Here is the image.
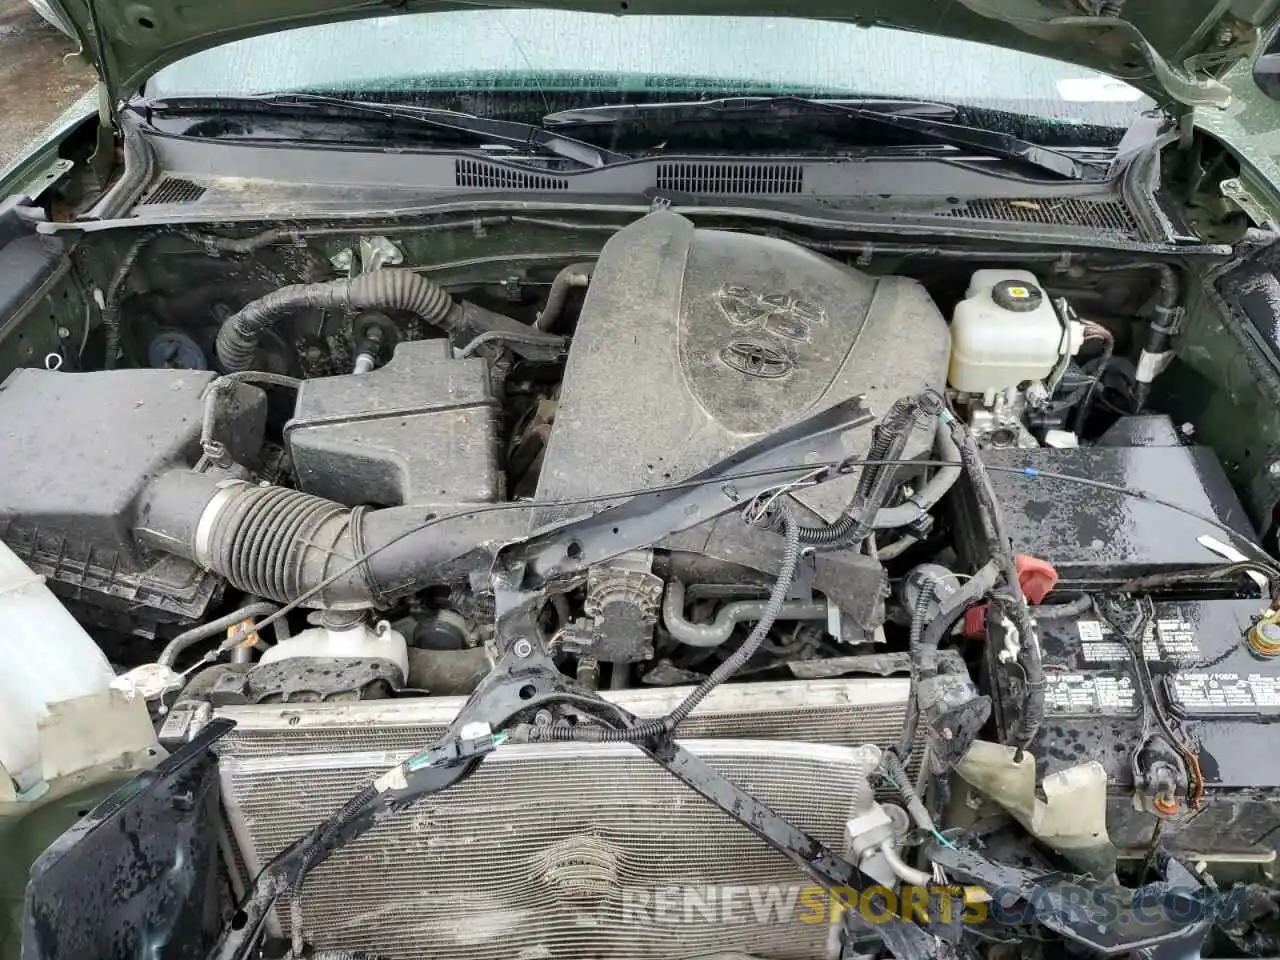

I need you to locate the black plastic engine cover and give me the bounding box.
[535,210,950,525]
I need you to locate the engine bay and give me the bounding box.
[8,207,1280,960]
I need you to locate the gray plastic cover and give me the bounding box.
[286,339,502,508]
[535,210,951,523]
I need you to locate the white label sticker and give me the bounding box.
[1045,673,1138,716]
[1170,672,1280,714]
[1076,615,1200,663]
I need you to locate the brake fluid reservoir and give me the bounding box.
[949,270,1065,393]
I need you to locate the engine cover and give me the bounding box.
[536,211,950,523]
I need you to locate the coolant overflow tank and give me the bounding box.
[948,269,1071,393]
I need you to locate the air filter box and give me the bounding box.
[0,367,265,632]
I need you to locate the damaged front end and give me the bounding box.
[6,194,1280,960]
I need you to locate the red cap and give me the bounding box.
[1014,554,1059,605]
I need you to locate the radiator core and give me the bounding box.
[215,678,913,959]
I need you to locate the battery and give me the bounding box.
[986,597,1280,857]
[952,438,1259,592]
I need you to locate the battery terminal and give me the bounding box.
[1248,610,1280,657]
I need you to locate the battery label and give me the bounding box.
[1168,672,1280,715]
[1045,673,1138,716]
[1076,614,1200,663]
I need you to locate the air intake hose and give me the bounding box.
[135,471,527,608]
[215,270,460,372]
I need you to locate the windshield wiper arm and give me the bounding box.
[140,93,628,169]
[545,95,1109,181]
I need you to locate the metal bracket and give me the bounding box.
[16,158,74,203]
[1221,176,1277,229]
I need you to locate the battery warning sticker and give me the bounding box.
[1169,672,1280,715]
[1076,614,1201,663]
[1045,673,1138,716]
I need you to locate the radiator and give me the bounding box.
[215,678,913,960]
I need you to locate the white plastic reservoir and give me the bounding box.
[259,619,409,680]
[948,270,1068,393]
[0,541,116,795]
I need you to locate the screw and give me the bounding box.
[942,727,955,740]
[513,638,533,658]
[57,326,71,338]
[1268,461,1280,477]
[533,709,553,727]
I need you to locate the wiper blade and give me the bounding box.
[543,96,962,125]
[139,93,627,169]
[545,95,1108,182]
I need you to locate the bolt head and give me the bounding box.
[513,638,533,658]
[1268,461,1280,478]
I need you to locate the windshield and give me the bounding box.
[147,10,1150,128]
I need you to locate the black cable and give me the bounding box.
[794,395,928,547]
[951,414,1044,756]
[1072,332,1113,435]
[1116,560,1280,599]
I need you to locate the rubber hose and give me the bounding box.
[216,270,458,372]
[543,509,802,743]
[158,601,279,668]
[875,534,920,560]
[662,578,828,647]
[870,419,962,530]
[200,370,301,454]
[137,472,532,609]
[1072,332,1113,435]
[535,262,593,332]
[1091,263,1179,413]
